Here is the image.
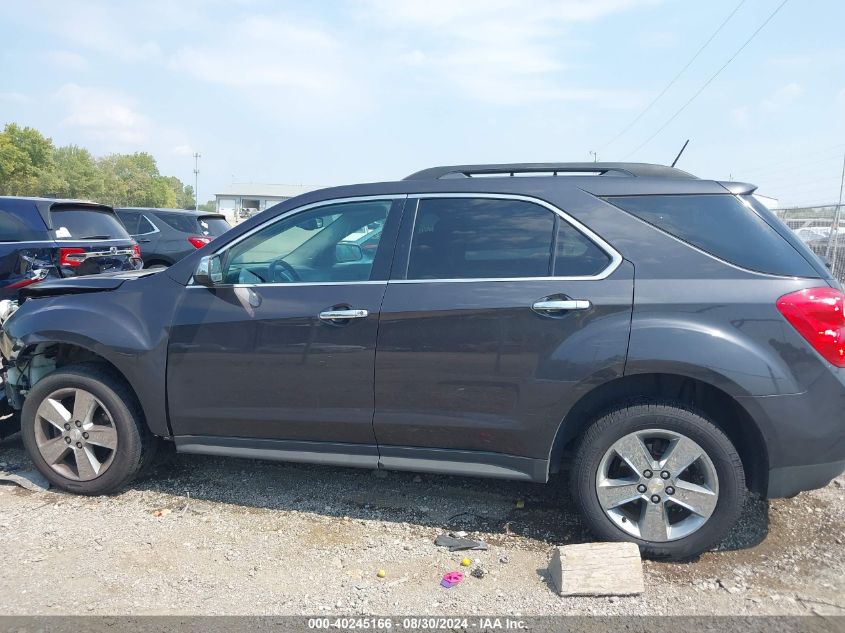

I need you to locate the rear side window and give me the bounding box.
[155,213,200,233]
[606,194,818,277]
[407,198,554,279]
[0,208,47,242]
[50,206,131,240]
[554,221,611,276]
[115,210,141,234]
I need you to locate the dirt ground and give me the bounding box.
[0,434,843,616]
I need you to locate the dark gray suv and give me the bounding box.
[115,208,231,268]
[1,162,843,560]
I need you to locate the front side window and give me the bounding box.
[222,200,392,284]
[407,197,556,280]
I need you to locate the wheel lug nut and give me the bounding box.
[75,420,82,427]
[660,470,670,479]
[75,442,82,448]
[666,486,675,495]
[65,437,72,444]
[643,469,653,478]
[650,494,661,503]
[83,432,89,439]
[64,423,71,430]
[637,484,647,493]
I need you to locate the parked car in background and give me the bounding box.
[2,163,844,561]
[0,197,141,300]
[115,208,230,268]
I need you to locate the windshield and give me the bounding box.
[50,206,131,240]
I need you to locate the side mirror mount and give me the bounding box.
[335,243,363,263]
[194,254,223,286]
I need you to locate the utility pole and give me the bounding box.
[193,152,201,210]
[825,152,845,274]
[589,151,598,163]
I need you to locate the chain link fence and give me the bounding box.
[774,204,845,283]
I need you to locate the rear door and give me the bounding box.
[115,210,162,261]
[49,204,140,276]
[373,194,634,476]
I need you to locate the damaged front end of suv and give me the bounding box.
[0,269,171,441]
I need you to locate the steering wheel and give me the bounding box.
[268,257,301,283]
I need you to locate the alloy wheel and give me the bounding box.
[33,387,118,481]
[595,428,719,542]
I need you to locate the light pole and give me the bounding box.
[193,152,201,210]
[589,151,598,162]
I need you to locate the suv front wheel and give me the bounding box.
[21,363,155,495]
[571,402,746,560]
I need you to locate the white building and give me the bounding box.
[215,183,321,225]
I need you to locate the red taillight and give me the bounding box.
[188,236,212,249]
[776,287,845,367]
[132,244,142,259]
[59,247,86,267]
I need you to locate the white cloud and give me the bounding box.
[43,50,88,71]
[731,105,750,126]
[54,84,151,145]
[762,83,803,111]
[20,0,166,62]
[0,92,31,104]
[172,144,196,156]
[366,0,654,106]
[168,15,370,119]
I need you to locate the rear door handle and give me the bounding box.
[319,309,369,321]
[532,299,592,312]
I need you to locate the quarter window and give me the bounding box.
[606,194,818,277]
[222,200,392,284]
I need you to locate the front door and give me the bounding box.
[373,195,633,476]
[167,197,405,449]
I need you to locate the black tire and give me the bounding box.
[571,401,746,561]
[21,363,155,495]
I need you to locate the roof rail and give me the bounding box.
[403,162,696,181]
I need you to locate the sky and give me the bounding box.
[1,0,843,208]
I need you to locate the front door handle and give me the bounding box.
[319,309,369,321]
[532,299,592,312]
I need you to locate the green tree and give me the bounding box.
[164,176,195,209]
[0,122,197,209]
[53,145,102,200]
[97,152,178,208]
[198,199,217,213]
[0,123,61,195]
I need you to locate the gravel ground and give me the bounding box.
[0,434,843,616]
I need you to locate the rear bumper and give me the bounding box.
[741,368,845,498]
[767,460,845,498]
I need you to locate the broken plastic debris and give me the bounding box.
[0,469,49,492]
[440,571,464,588]
[515,499,525,509]
[434,534,488,551]
[153,508,172,518]
[461,557,471,567]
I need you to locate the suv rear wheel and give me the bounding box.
[21,363,154,495]
[571,402,746,560]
